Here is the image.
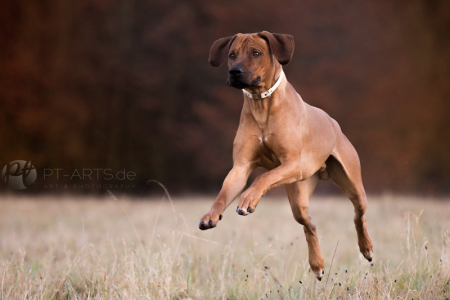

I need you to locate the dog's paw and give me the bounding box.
[309,254,325,281]
[359,236,374,262]
[236,188,262,216]
[199,211,222,230]
[362,250,374,262]
[313,269,325,281]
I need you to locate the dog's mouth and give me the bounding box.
[227,75,261,89]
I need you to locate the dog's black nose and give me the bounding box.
[229,66,243,76]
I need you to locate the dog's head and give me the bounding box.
[208,31,294,90]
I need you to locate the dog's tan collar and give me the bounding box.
[242,70,284,100]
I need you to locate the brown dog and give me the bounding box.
[199,31,373,280]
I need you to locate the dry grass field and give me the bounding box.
[0,194,449,299]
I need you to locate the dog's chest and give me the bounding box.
[256,133,281,169]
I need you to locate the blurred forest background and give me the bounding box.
[1,0,449,195]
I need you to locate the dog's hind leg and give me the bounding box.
[285,173,325,280]
[327,133,374,262]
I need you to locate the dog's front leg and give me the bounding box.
[199,164,254,230]
[236,160,301,215]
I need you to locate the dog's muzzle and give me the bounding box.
[227,66,260,89]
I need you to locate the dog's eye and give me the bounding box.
[229,53,235,59]
[253,51,260,57]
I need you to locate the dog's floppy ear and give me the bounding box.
[208,35,237,67]
[258,31,295,65]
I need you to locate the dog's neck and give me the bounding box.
[244,66,283,96]
[242,69,284,100]
[243,66,285,128]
